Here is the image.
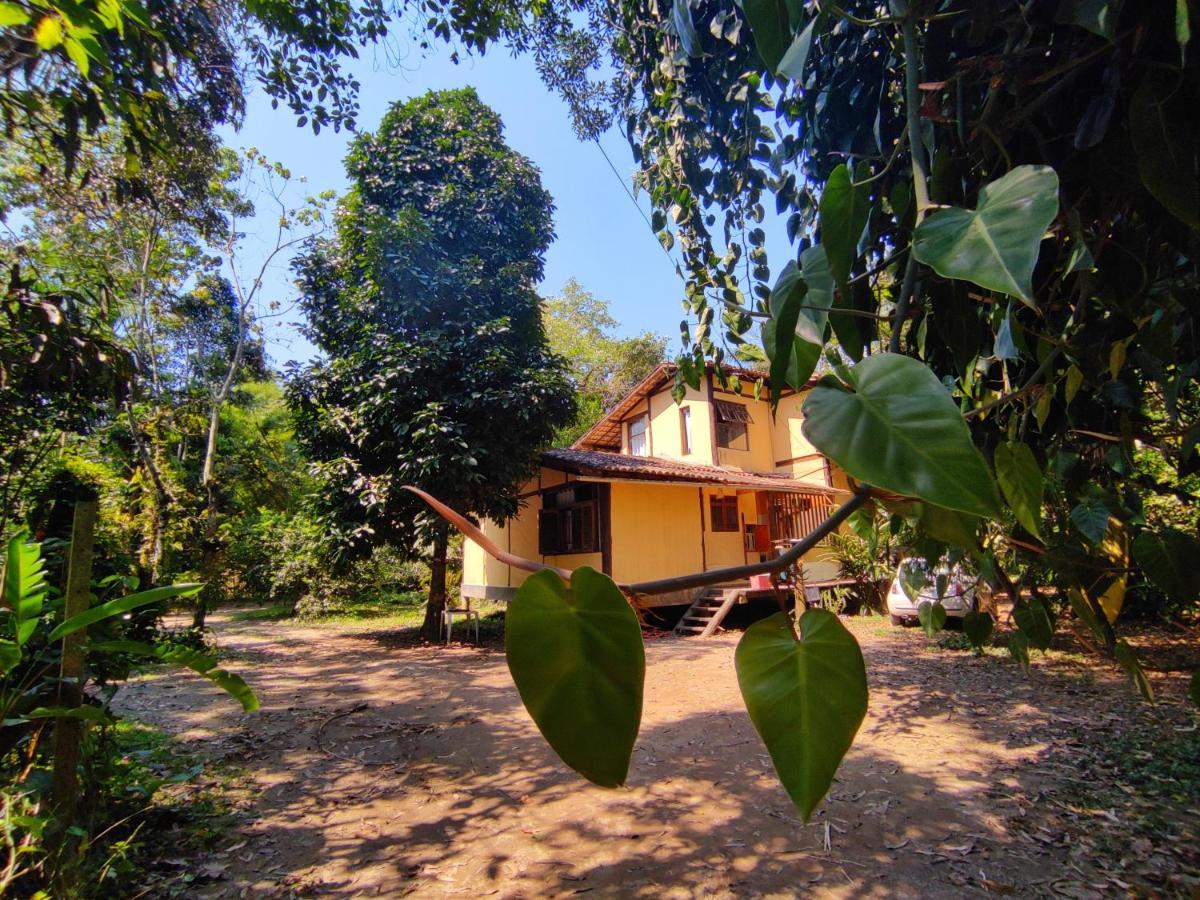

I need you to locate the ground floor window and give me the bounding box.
[709,495,740,532]
[539,484,600,554]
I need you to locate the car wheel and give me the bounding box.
[889,614,905,626]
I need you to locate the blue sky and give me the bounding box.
[223,43,689,366]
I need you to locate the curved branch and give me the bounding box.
[400,486,573,580]
[404,484,873,597]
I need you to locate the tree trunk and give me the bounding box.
[420,524,450,642]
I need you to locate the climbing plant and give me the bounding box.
[419,0,1200,821]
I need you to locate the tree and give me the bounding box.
[289,88,575,640]
[543,278,667,443]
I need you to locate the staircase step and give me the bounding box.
[674,626,707,634]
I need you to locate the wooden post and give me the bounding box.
[51,500,97,825]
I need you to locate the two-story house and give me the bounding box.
[461,362,852,633]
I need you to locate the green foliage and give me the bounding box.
[1132,529,1200,605]
[542,279,667,444]
[734,610,867,821]
[801,354,1002,517]
[289,89,575,636]
[994,442,1045,540]
[1013,600,1055,652]
[917,600,946,637]
[1008,632,1031,675]
[505,568,644,788]
[911,166,1060,304]
[962,610,994,653]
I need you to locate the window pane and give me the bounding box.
[629,415,648,456]
[717,420,748,450]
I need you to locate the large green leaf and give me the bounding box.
[1013,600,1053,651]
[1068,589,1105,643]
[994,442,1044,540]
[801,354,1002,517]
[1129,74,1199,228]
[740,0,791,71]
[818,164,870,287]
[4,532,47,646]
[917,600,947,637]
[88,640,260,712]
[735,610,867,821]
[1070,499,1110,545]
[764,249,832,396]
[912,165,1059,304]
[1133,529,1200,604]
[1055,0,1122,38]
[505,567,644,788]
[0,640,19,676]
[49,583,204,641]
[963,610,994,653]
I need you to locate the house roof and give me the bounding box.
[573,361,777,452]
[541,448,837,495]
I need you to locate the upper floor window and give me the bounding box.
[714,400,751,451]
[628,414,649,456]
[680,407,692,455]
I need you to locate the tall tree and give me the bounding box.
[543,278,667,443]
[289,88,575,640]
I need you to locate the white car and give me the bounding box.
[886,558,978,626]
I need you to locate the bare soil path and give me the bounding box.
[116,614,1198,898]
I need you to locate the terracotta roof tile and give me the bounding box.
[541,448,837,495]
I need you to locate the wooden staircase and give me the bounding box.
[673,587,742,638]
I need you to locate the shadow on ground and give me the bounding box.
[115,613,1199,898]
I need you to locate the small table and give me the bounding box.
[443,608,480,644]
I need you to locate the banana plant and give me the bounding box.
[0,531,258,737]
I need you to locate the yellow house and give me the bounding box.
[462,363,853,634]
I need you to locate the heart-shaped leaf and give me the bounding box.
[740,0,790,71]
[1013,600,1053,651]
[912,165,1059,304]
[1133,529,1200,604]
[801,354,1002,517]
[505,567,645,788]
[735,610,867,821]
[1070,499,1110,545]
[995,441,1044,540]
[963,610,994,653]
[917,600,947,637]
[819,164,871,286]
[764,248,833,397]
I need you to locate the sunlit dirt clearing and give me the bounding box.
[116,613,1196,898]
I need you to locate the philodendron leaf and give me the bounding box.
[1068,588,1105,643]
[740,0,791,71]
[819,164,871,287]
[1070,499,1110,545]
[963,610,994,653]
[1013,600,1053,651]
[994,441,1044,540]
[912,165,1059,305]
[1132,529,1200,604]
[505,567,644,788]
[801,354,1002,517]
[764,248,833,396]
[735,610,867,821]
[917,600,947,637]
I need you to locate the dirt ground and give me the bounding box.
[115,613,1198,898]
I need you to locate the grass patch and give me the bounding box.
[229,603,294,623]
